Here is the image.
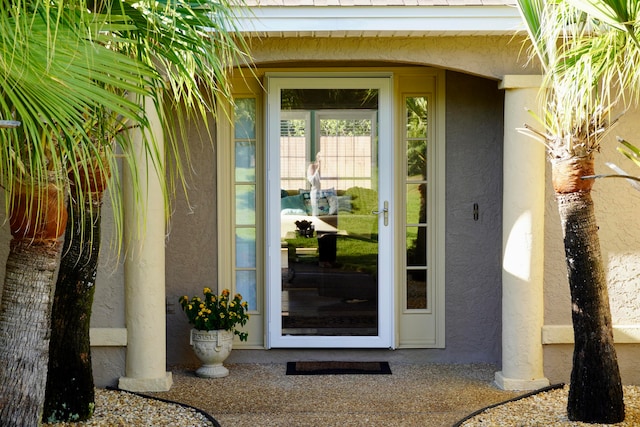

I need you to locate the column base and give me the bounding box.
[494,371,549,391]
[118,371,173,392]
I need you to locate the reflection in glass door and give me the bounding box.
[267,77,393,348]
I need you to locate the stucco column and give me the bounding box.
[118,97,173,392]
[495,75,550,391]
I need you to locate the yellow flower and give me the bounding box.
[187,304,193,310]
[203,287,212,294]
[199,303,205,309]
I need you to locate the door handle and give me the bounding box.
[371,200,389,226]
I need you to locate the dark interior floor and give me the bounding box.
[282,261,378,336]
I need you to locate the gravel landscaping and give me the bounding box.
[41,365,640,426]
[460,385,640,427]
[42,389,215,427]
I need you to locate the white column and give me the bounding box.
[118,97,173,392]
[495,75,549,391]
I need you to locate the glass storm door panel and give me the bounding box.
[267,76,393,348]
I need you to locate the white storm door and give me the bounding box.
[266,75,394,348]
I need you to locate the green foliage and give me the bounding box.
[336,238,377,274]
[344,187,378,215]
[179,288,250,341]
[0,0,251,245]
[618,138,640,169]
[406,97,428,177]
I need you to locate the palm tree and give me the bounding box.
[40,0,250,422]
[0,2,156,424]
[515,0,640,422]
[1,0,249,424]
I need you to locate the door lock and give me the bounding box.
[372,201,389,226]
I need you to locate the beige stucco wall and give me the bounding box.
[248,35,538,79]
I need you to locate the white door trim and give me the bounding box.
[265,74,394,348]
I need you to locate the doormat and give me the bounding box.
[286,361,391,375]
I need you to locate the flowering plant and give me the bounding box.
[179,288,250,341]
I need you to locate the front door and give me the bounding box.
[266,75,393,348]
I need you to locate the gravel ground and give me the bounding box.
[460,385,640,427]
[41,389,214,427]
[40,365,640,426]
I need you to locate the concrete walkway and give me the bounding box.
[149,361,522,426]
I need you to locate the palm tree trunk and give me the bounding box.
[43,194,102,422]
[0,239,62,426]
[553,157,625,423]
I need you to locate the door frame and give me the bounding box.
[265,73,395,348]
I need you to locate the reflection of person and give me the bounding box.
[307,153,321,215]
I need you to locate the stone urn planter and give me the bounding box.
[180,288,249,378]
[190,329,234,378]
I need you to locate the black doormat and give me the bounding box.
[286,361,391,375]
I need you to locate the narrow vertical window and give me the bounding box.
[234,98,257,310]
[405,96,428,310]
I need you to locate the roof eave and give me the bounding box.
[232,5,526,37]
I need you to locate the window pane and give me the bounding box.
[407,140,427,179]
[406,97,428,138]
[406,226,427,267]
[236,228,256,268]
[406,184,426,225]
[234,98,256,140]
[280,114,308,190]
[236,185,255,225]
[406,272,427,310]
[236,270,257,311]
[236,141,256,182]
[404,96,429,312]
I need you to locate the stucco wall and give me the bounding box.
[161,68,506,367]
[164,114,218,367]
[442,71,504,363]
[248,36,538,79]
[89,192,126,387]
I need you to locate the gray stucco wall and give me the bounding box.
[165,115,218,367]
[441,71,505,363]
[89,193,126,387]
[163,69,506,367]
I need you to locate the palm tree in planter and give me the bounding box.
[0,2,157,424]
[40,0,250,422]
[516,0,640,422]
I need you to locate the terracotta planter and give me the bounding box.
[75,156,111,195]
[9,179,67,241]
[190,329,234,378]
